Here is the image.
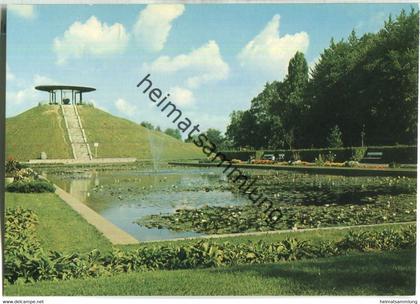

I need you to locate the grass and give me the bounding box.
[78,105,202,160]
[6,105,202,161]
[4,248,415,296]
[122,222,416,250]
[4,192,416,296]
[6,105,72,160]
[5,192,112,253]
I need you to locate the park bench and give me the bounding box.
[362,151,383,163]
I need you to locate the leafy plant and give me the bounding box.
[6,180,55,193]
[327,125,343,148]
[315,154,325,166]
[5,157,22,175]
[4,207,416,284]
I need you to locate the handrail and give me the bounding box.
[73,104,93,160]
[60,104,77,159]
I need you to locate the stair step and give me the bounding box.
[62,105,91,160]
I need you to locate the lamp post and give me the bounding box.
[94,142,99,158]
[361,124,365,147]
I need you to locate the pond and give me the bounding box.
[44,165,250,241]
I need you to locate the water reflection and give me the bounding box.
[46,167,248,241]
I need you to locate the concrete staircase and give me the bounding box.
[61,104,92,160]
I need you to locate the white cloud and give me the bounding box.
[6,74,56,116]
[133,4,184,52]
[53,16,129,64]
[9,5,35,19]
[7,87,32,105]
[144,40,229,88]
[169,86,194,107]
[115,98,137,117]
[6,64,15,81]
[238,15,309,78]
[33,74,56,86]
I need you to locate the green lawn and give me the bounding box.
[4,192,416,296]
[5,104,202,161]
[78,105,202,160]
[5,192,112,253]
[6,105,72,160]
[5,249,415,296]
[123,221,416,250]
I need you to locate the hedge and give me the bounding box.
[6,180,55,193]
[220,145,417,164]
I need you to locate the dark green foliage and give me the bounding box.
[140,121,155,130]
[6,180,55,193]
[226,9,418,149]
[139,174,416,234]
[327,125,343,148]
[220,145,416,163]
[4,207,416,285]
[5,158,22,174]
[164,128,182,140]
[205,128,228,149]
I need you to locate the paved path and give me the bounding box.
[169,162,417,177]
[142,221,416,243]
[54,185,139,245]
[27,157,137,165]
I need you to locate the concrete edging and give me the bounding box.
[54,184,139,245]
[169,162,417,177]
[141,221,417,243]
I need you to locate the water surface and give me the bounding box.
[45,166,249,241]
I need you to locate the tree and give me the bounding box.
[140,121,154,130]
[327,125,343,148]
[205,128,226,149]
[305,9,418,147]
[164,128,182,140]
[269,52,309,149]
[224,9,418,149]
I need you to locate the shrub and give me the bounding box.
[327,125,343,148]
[389,162,401,168]
[5,157,22,175]
[292,151,301,161]
[6,180,55,193]
[223,145,417,164]
[315,154,325,166]
[351,147,367,161]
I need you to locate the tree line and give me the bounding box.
[226,9,418,150]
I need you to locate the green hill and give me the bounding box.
[6,105,73,160]
[6,105,202,161]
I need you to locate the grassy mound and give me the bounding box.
[6,105,72,160]
[6,105,202,161]
[78,106,201,160]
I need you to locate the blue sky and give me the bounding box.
[6,3,415,134]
